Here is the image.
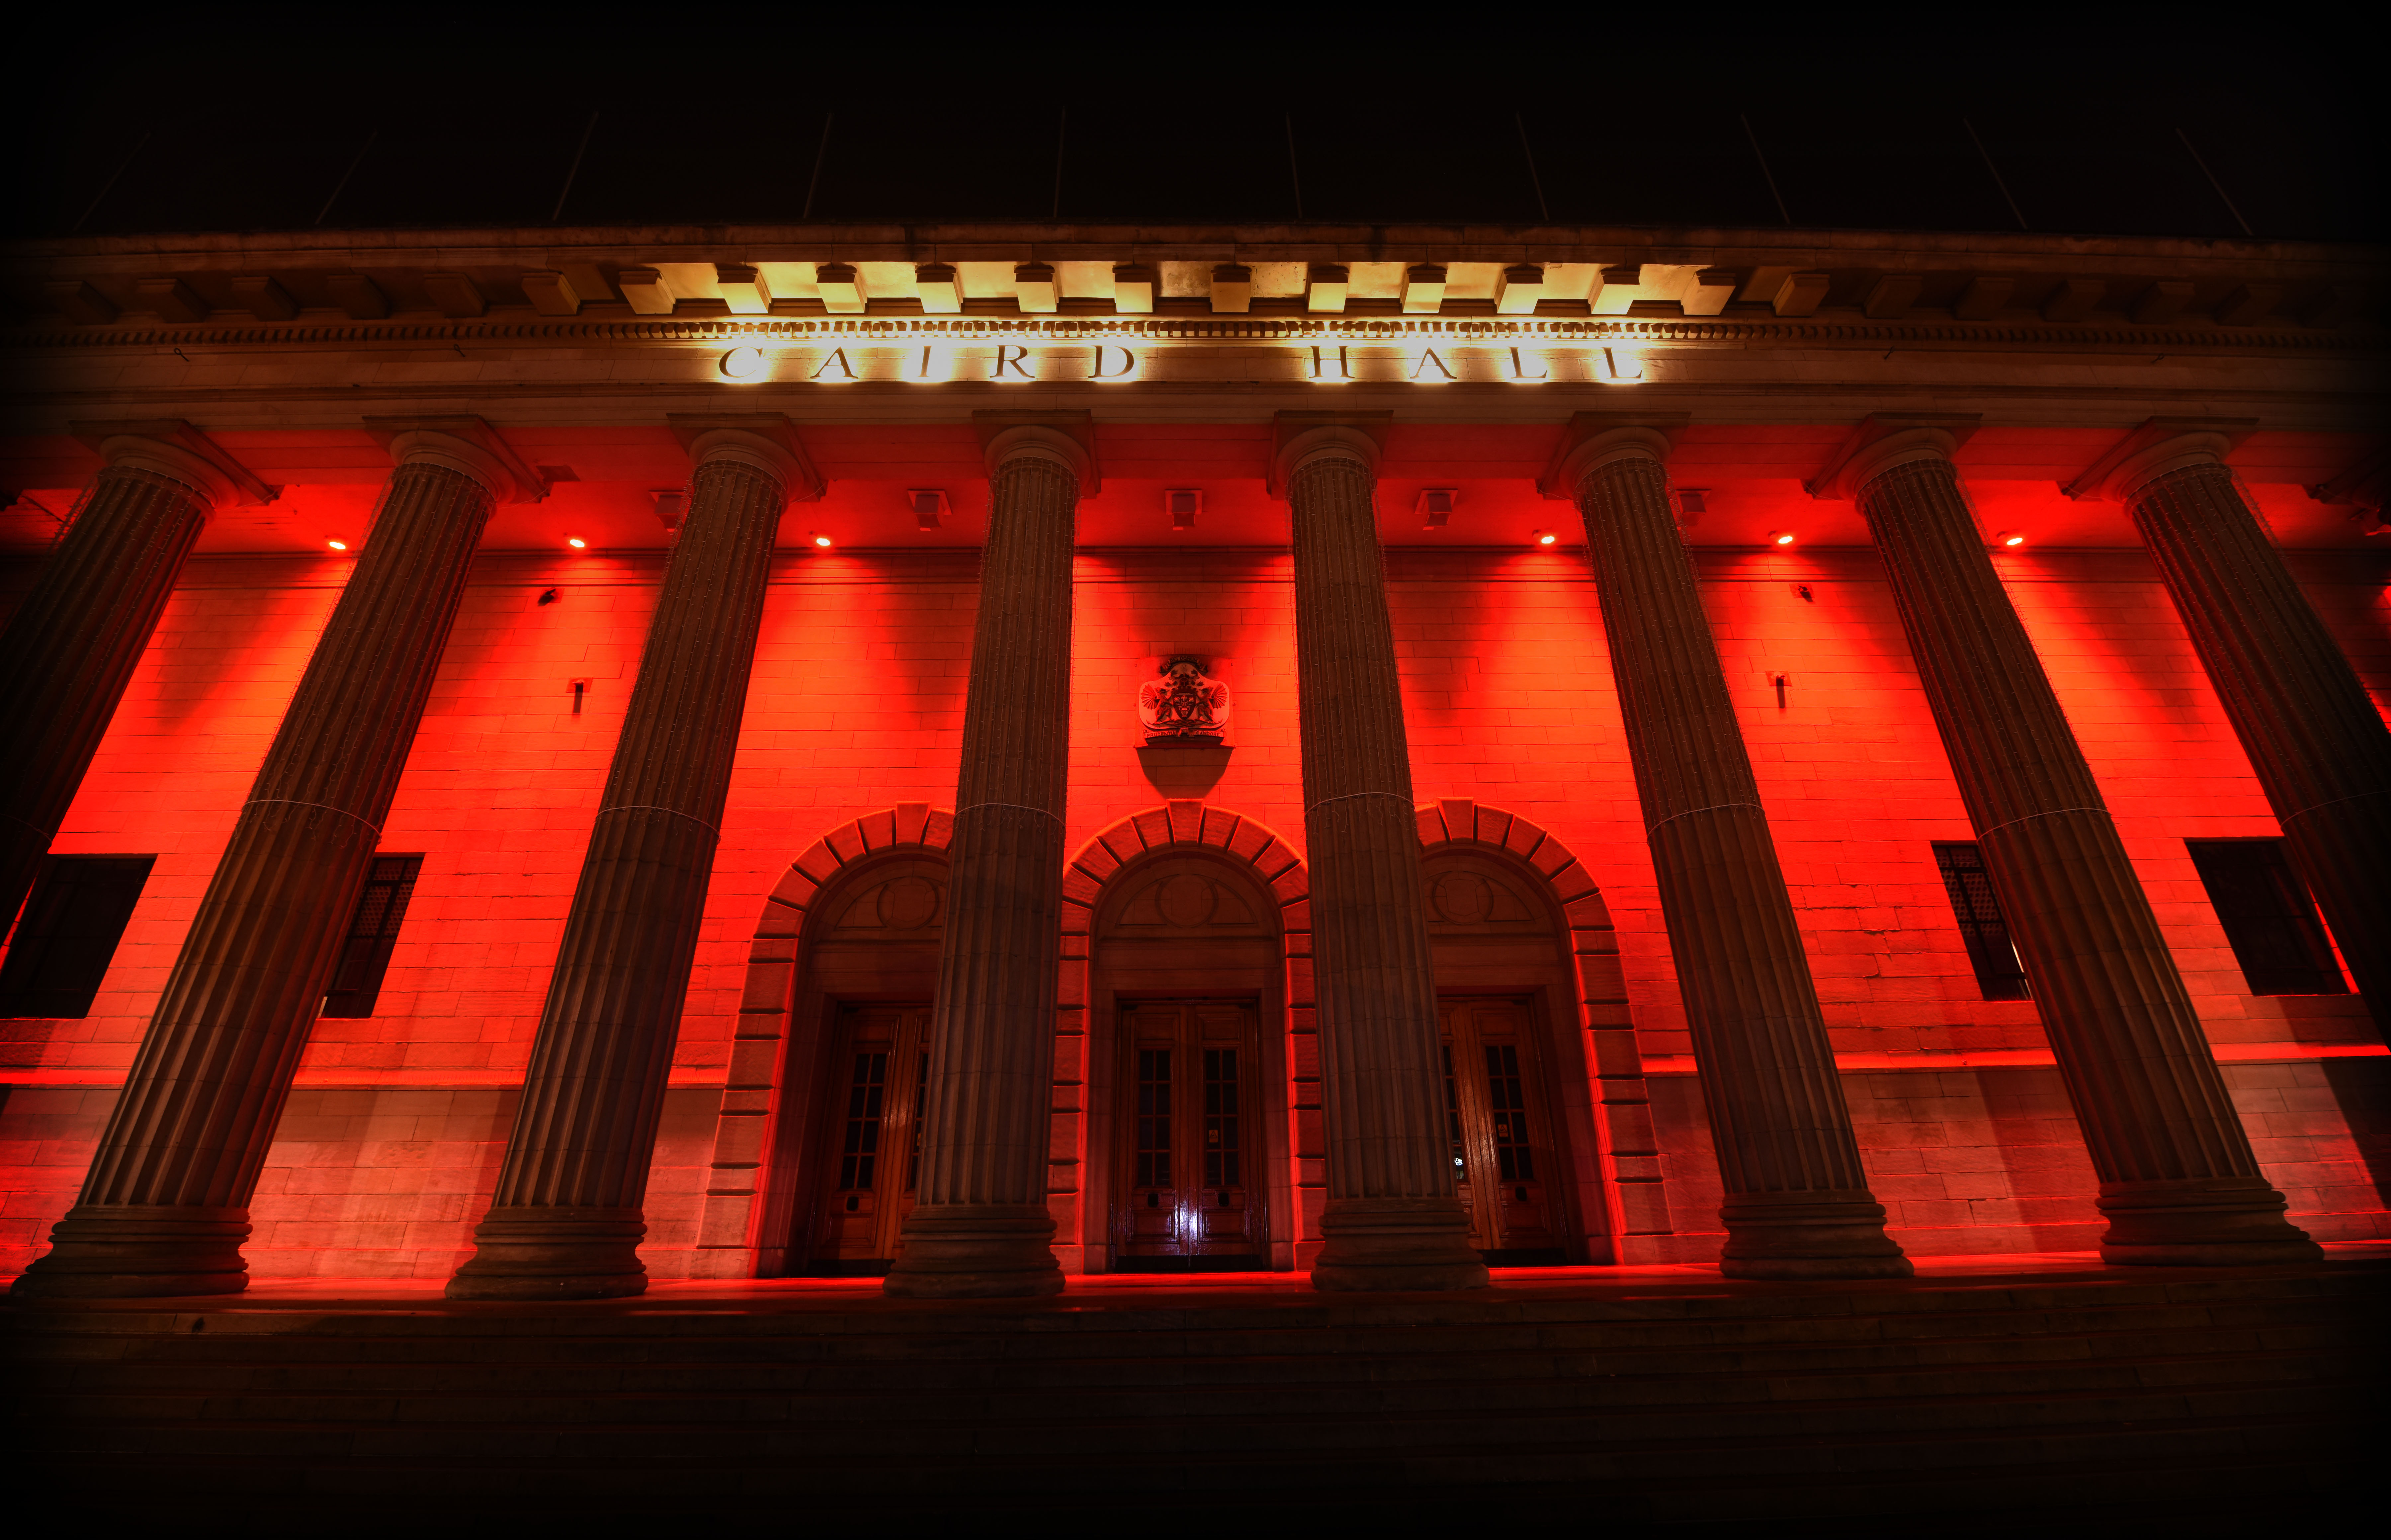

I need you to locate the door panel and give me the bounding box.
[815,1003,931,1269]
[1438,998,1565,1263]
[1114,1001,1264,1266]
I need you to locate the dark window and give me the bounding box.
[2185,840,2347,996]
[1932,841,2031,1000]
[319,855,423,1018]
[0,855,155,1018]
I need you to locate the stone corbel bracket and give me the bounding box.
[1267,409,1392,499]
[2061,416,2260,503]
[973,409,1098,496]
[363,415,549,505]
[1804,412,1985,502]
[67,418,278,507]
[663,413,826,501]
[1537,411,1694,499]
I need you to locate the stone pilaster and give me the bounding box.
[2084,427,2389,1033]
[10,421,531,1298]
[1277,416,1487,1292]
[0,423,267,927]
[449,420,818,1300]
[1556,421,1909,1279]
[1832,422,2318,1265]
[883,416,1088,1299]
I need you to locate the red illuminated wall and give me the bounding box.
[2,520,2385,1279]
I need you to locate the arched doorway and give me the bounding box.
[691,805,951,1279]
[1418,799,1639,1266]
[1065,802,1309,1273]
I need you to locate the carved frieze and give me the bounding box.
[1138,656,1230,745]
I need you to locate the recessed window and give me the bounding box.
[320,855,424,1018]
[2185,839,2347,996]
[0,856,155,1018]
[1932,841,2030,1001]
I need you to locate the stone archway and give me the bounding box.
[690,803,952,1279]
[1061,801,1311,1272]
[1415,798,1665,1263]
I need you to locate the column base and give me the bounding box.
[1719,1190,1914,1281]
[8,1205,251,1298]
[445,1206,648,1300]
[882,1203,1064,1298]
[2096,1177,2323,1266]
[1311,1197,1490,1292]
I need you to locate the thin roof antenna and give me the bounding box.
[1052,106,1067,217]
[1963,119,2029,231]
[2175,125,2254,236]
[316,130,378,226]
[1284,113,1305,218]
[1740,114,1792,226]
[804,112,834,221]
[72,128,152,234]
[1515,113,1550,221]
[550,113,598,224]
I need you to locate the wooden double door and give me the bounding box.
[1113,1000,1266,1269]
[1440,998,1566,1263]
[812,1003,931,1271]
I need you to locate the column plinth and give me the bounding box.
[450,425,810,1301]
[0,424,257,925]
[1564,426,1908,1279]
[2107,438,2391,1033]
[12,427,517,1298]
[1847,431,2317,1266]
[884,420,1086,1300]
[1281,421,1488,1293]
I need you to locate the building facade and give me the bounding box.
[1,227,2385,1296]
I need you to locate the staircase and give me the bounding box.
[6,1260,2380,1527]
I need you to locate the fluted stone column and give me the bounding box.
[450,423,815,1300]
[12,423,526,1297]
[1561,422,1909,1279]
[2098,430,2389,1033]
[883,419,1087,1299]
[1278,420,1487,1292]
[1838,425,2318,1265]
[0,424,262,927]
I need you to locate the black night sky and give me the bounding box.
[10,12,2383,242]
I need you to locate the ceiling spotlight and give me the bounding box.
[1769,531,1796,547]
[566,537,587,549]
[719,346,766,381]
[1536,531,1558,546]
[326,539,348,551]
[1997,531,2026,547]
[813,534,833,548]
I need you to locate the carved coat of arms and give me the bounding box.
[1138,656,1230,745]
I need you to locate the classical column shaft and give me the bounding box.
[1854,441,2316,1263]
[0,452,214,926]
[12,441,505,1297]
[884,426,1082,1298]
[1282,427,1486,1292]
[1571,436,1907,1278]
[450,438,795,1300]
[2125,455,2391,1031]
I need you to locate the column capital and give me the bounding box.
[1269,409,1390,498]
[364,416,546,505]
[665,413,824,500]
[1538,411,1690,499]
[2061,416,2258,503]
[974,410,1097,493]
[69,419,275,508]
[1805,413,1982,502]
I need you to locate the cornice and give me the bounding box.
[0,313,2376,356]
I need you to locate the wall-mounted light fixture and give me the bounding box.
[537,588,560,607]
[1996,531,2026,547]
[907,489,950,531]
[326,539,348,551]
[812,533,833,548]
[566,536,587,549]
[1768,530,1796,547]
[1164,489,1202,531]
[1535,530,1558,546]
[1769,671,1791,709]
[569,678,589,716]
[1417,488,1456,529]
